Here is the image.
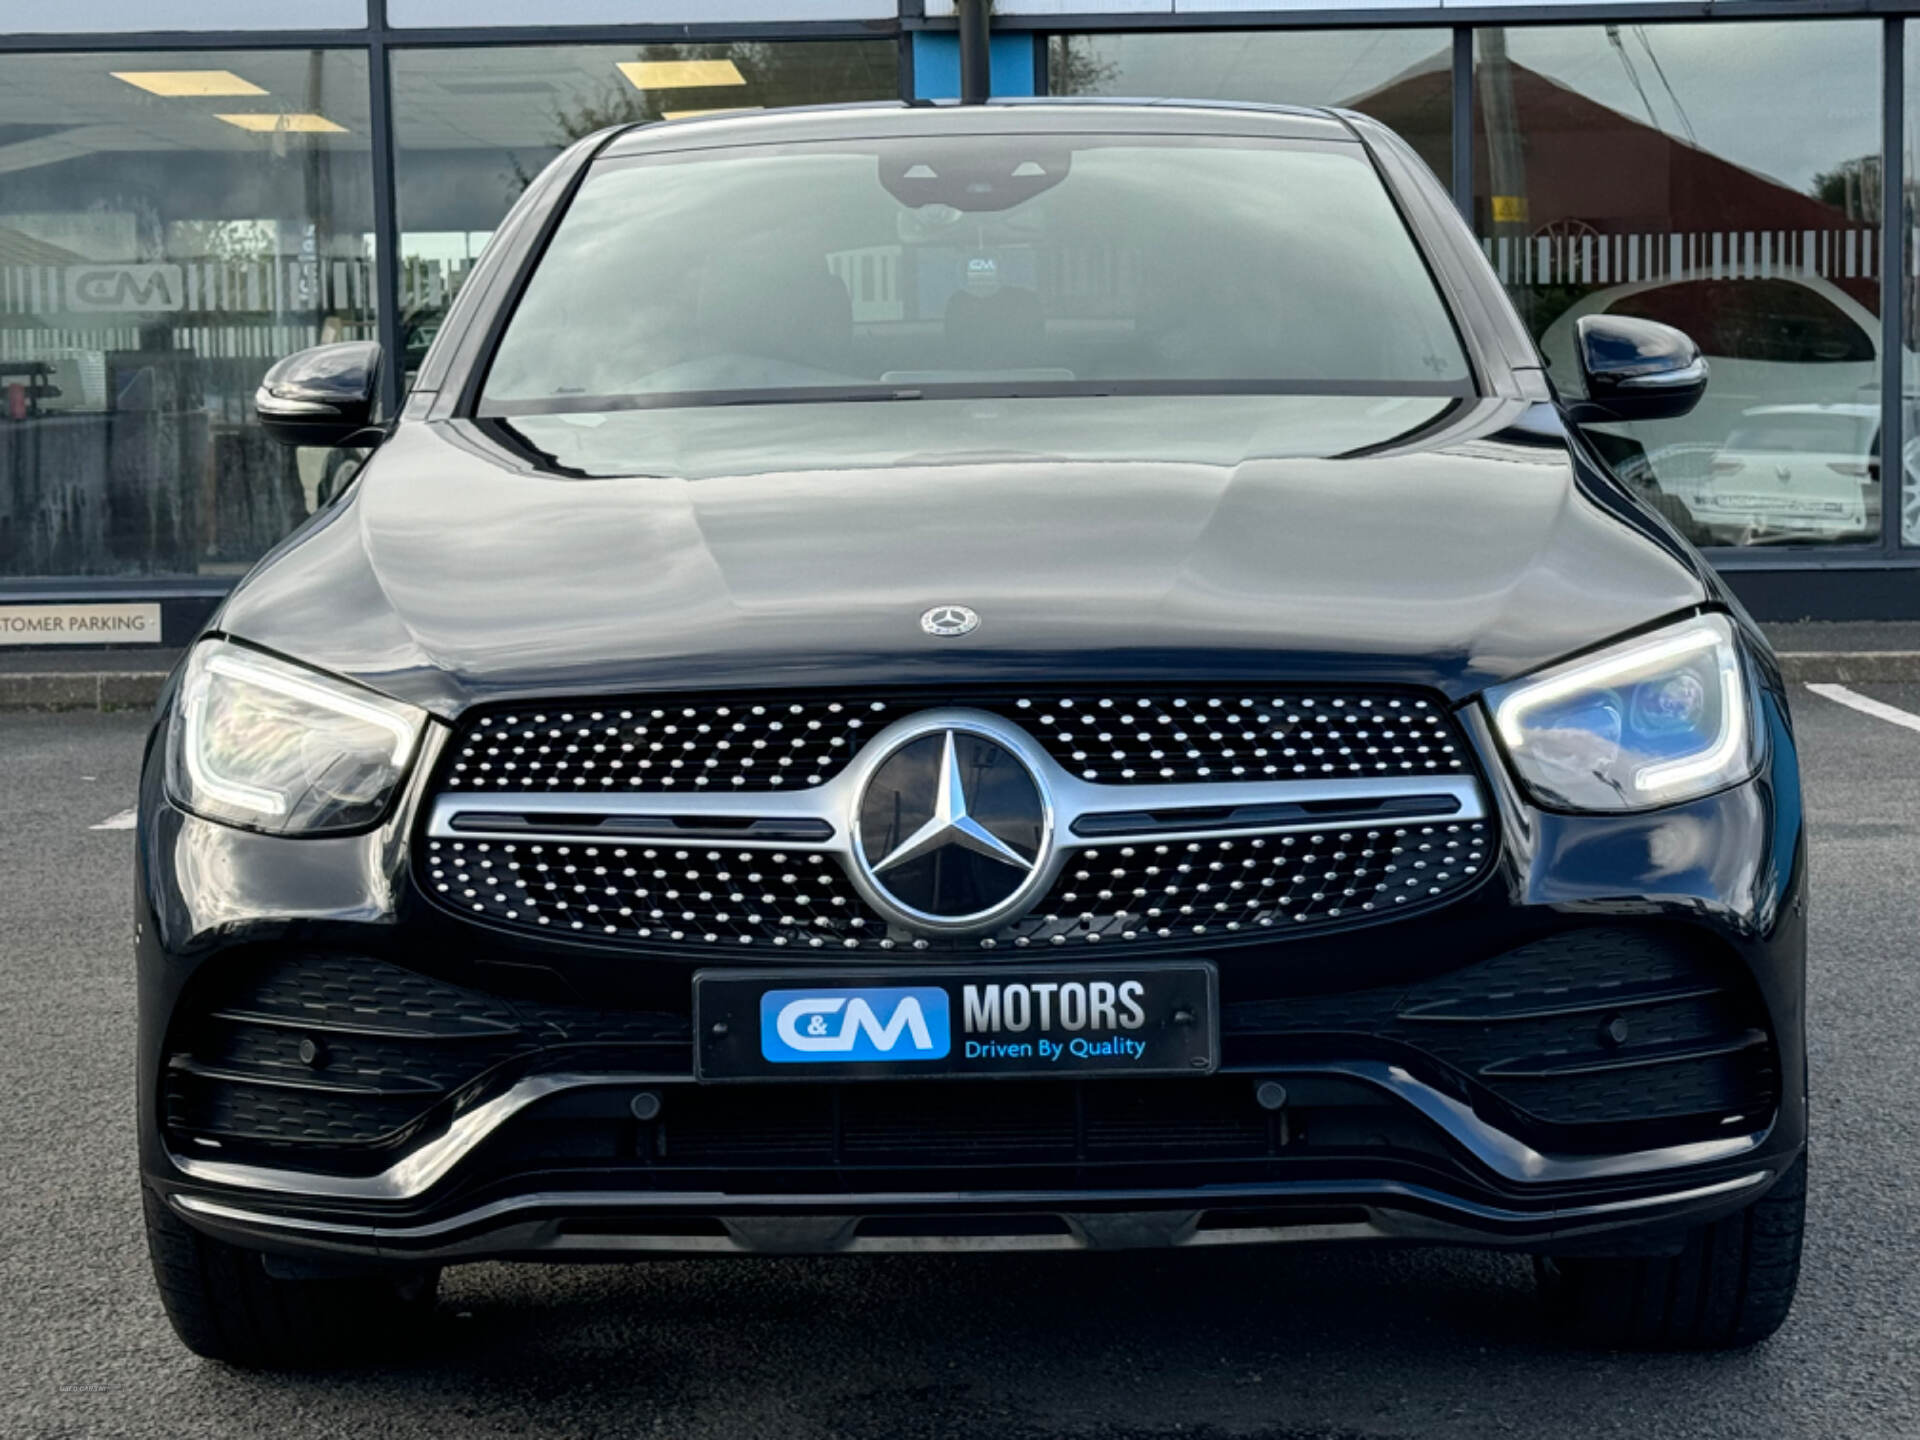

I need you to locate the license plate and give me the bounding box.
[693,962,1217,1082]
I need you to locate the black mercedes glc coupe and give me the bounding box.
[137,101,1806,1365]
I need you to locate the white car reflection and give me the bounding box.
[1536,273,1906,544]
[1537,272,1880,442]
[1689,404,1877,544]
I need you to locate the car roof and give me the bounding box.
[598,98,1360,159]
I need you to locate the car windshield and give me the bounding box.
[477,133,1473,413]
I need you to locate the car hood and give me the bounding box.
[217,393,1709,716]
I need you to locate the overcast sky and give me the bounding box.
[1062,21,1885,193]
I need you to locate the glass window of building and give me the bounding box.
[1475,23,1883,549]
[391,41,900,385]
[1904,27,1920,549]
[1046,31,1454,190]
[0,50,376,583]
[6,0,367,30]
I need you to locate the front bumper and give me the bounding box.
[171,1155,1780,1266]
[135,679,1809,1266]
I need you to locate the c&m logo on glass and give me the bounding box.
[760,987,951,1064]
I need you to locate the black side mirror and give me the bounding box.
[255,341,383,448]
[1565,315,1707,425]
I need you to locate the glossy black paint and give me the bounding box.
[1566,314,1710,426]
[253,340,383,449]
[136,102,1805,1258]
[218,103,1712,713]
[215,394,1711,714]
[133,676,1809,1241]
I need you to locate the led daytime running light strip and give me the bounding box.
[204,650,418,767]
[1491,616,1750,807]
[181,661,288,817]
[1634,648,1747,794]
[1492,622,1726,752]
[180,647,422,820]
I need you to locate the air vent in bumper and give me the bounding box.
[163,954,688,1149]
[1231,928,1779,1131]
[162,929,1774,1174]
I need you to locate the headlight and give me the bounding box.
[1485,613,1756,812]
[167,639,427,835]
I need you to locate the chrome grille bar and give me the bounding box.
[422,705,1493,950]
[427,773,1484,851]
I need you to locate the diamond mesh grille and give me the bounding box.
[1023,822,1491,945]
[424,820,1491,953]
[1009,692,1464,784]
[427,840,873,949]
[437,687,1469,793]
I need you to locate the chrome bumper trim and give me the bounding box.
[167,1060,1771,1203]
[171,1072,678,1202]
[172,1170,1773,1253]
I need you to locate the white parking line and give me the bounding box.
[1807,683,1920,736]
[89,808,137,832]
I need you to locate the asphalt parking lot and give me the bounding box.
[2,685,1917,1440]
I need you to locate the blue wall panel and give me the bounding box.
[911,31,1038,100]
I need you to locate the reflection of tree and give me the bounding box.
[302,48,335,322]
[506,41,898,194]
[543,78,652,144]
[1809,156,1882,223]
[167,218,276,263]
[503,79,641,194]
[1046,36,1121,95]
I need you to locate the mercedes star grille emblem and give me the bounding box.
[851,715,1053,933]
[920,604,979,637]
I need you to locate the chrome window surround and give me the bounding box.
[426,706,1486,941]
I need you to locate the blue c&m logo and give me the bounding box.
[760,987,951,1064]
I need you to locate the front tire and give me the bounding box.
[1537,1153,1806,1350]
[143,1187,439,1367]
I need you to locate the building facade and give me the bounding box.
[1,0,1915,647]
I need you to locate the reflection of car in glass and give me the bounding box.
[1539,273,1879,431]
[401,309,443,385]
[1900,409,1920,547]
[136,103,1807,1367]
[1539,274,1883,529]
[1686,404,1879,544]
[1594,438,1719,542]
